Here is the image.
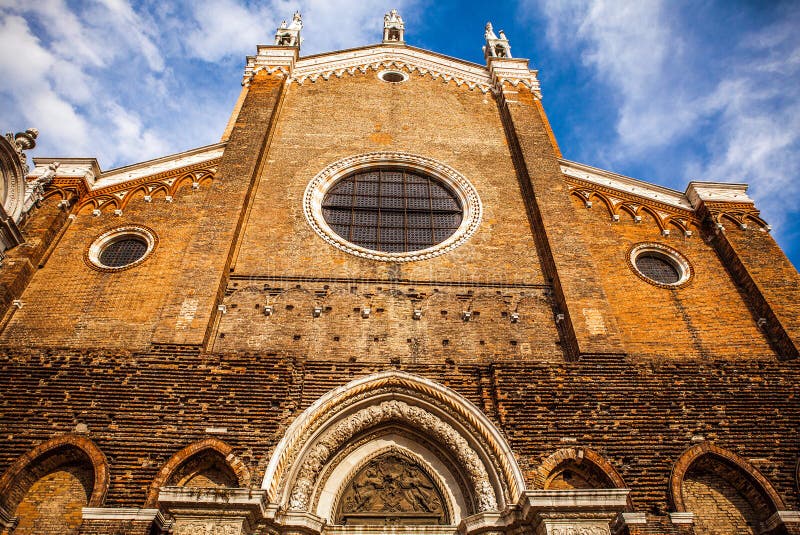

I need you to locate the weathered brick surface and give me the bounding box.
[12,464,90,535]
[709,222,800,358]
[234,71,545,285]
[0,196,70,316]
[683,469,761,534]
[568,195,775,359]
[1,351,798,523]
[214,279,563,361]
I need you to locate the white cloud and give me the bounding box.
[1,0,428,169]
[0,1,170,165]
[532,0,800,235]
[179,0,422,61]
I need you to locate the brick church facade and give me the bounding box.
[1,10,799,535]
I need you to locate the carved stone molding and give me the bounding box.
[287,46,497,93]
[263,372,525,514]
[158,487,268,535]
[288,399,497,512]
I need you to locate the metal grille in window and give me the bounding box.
[99,238,148,267]
[635,254,680,284]
[321,169,463,253]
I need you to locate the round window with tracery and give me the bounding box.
[304,153,482,262]
[86,226,157,272]
[628,243,692,288]
[322,168,462,254]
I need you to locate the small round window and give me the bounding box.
[87,226,157,271]
[99,237,148,267]
[378,70,408,83]
[629,243,692,287]
[322,168,462,254]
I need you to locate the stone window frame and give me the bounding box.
[304,152,482,262]
[627,242,693,289]
[85,225,158,272]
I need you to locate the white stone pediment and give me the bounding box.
[291,45,493,90]
[245,44,537,93]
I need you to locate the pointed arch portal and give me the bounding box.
[262,371,526,525]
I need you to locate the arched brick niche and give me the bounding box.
[0,434,109,535]
[670,443,785,534]
[534,447,626,491]
[145,438,251,507]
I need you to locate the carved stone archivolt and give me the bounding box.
[336,451,447,525]
[264,371,525,519]
[288,399,496,512]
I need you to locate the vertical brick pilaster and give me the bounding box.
[151,70,287,347]
[688,187,800,358]
[0,195,71,319]
[499,86,625,358]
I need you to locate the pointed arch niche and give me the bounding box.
[262,371,526,527]
[670,443,787,534]
[0,435,108,535]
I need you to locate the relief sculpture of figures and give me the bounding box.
[337,453,445,525]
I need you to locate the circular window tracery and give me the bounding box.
[628,243,692,288]
[304,153,482,262]
[322,168,463,254]
[98,238,148,268]
[86,226,157,272]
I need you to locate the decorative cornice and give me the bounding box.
[561,159,693,212]
[82,507,166,526]
[31,142,224,193]
[34,144,223,214]
[265,44,536,94]
[685,181,752,208]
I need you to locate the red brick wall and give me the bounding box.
[0,350,797,519]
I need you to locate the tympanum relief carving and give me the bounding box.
[336,453,447,525]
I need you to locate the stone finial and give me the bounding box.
[382,9,405,43]
[274,11,302,48]
[14,128,38,151]
[483,21,511,60]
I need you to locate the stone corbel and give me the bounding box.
[610,512,646,534]
[158,487,268,535]
[458,510,510,535]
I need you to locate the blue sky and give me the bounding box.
[1,0,798,267]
